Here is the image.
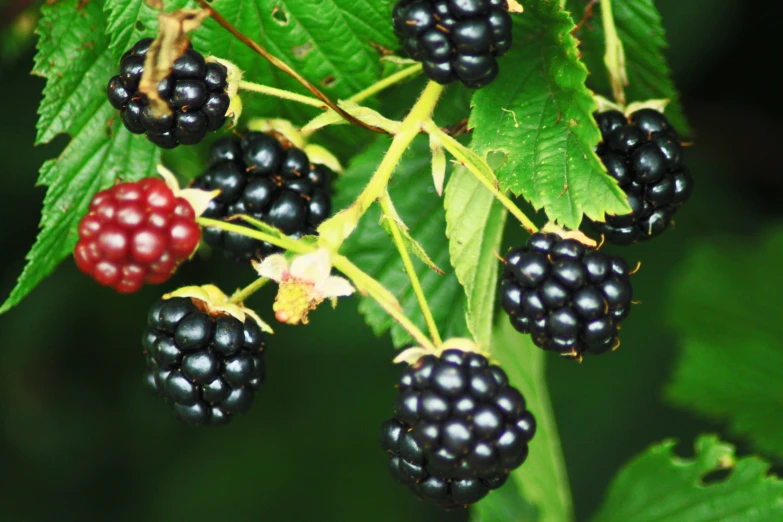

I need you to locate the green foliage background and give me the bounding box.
[1,0,782,520]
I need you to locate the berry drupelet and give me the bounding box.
[381,349,535,509]
[392,0,513,88]
[74,178,201,293]
[192,132,333,262]
[498,233,634,358]
[590,109,694,245]
[143,297,266,426]
[107,38,230,148]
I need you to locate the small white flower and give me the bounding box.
[253,248,354,325]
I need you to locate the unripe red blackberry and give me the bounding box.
[392,0,513,88]
[498,233,634,358]
[107,38,230,148]
[590,109,694,244]
[193,133,333,262]
[381,349,535,509]
[74,178,200,293]
[142,297,266,425]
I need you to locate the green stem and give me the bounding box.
[379,194,442,346]
[351,81,445,221]
[196,217,436,352]
[425,122,538,234]
[333,254,436,352]
[600,0,627,105]
[238,80,327,109]
[347,63,423,104]
[229,277,269,304]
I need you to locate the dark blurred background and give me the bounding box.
[1,0,781,521]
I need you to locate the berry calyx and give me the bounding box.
[142,294,266,425]
[498,232,634,358]
[74,177,201,293]
[193,132,334,262]
[590,108,694,245]
[392,0,513,89]
[381,349,535,509]
[107,38,231,148]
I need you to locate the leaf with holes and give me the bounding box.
[665,230,783,459]
[334,136,468,348]
[0,0,160,314]
[568,0,690,135]
[104,0,400,126]
[592,435,783,522]
[469,0,629,229]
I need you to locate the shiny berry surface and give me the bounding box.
[590,108,693,244]
[392,0,512,88]
[74,178,200,293]
[106,38,229,148]
[142,297,266,426]
[499,233,634,358]
[192,132,334,262]
[381,350,535,509]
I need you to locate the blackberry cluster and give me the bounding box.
[143,297,266,426]
[193,133,333,261]
[107,38,230,148]
[499,233,634,358]
[74,178,201,293]
[392,0,512,88]
[381,350,535,509]
[590,109,694,245]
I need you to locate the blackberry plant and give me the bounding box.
[7,1,777,522]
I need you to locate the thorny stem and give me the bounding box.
[229,277,269,304]
[238,81,326,109]
[379,194,443,347]
[195,0,386,134]
[196,218,436,351]
[600,0,627,105]
[348,81,445,231]
[424,122,539,234]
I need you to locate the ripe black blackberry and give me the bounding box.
[392,0,513,88]
[142,297,266,425]
[590,109,694,244]
[193,132,333,261]
[381,349,535,509]
[107,38,230,148]
[499,233,634,358]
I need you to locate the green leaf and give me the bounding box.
[469,0,629,229]
[665,230,783,459]
[592,435,783,522]
[472,320,574,522]
[334,136,468,348]
[105,0,399,126]
[1,0,160,314]
[444,165,506,348]
[568,0,691,135]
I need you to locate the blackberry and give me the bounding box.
[142,297,266,425]
[107,38,230,148]
[74,178,201,293]
[499,233,634,358]
[590,109,694,244]
[381,349,535,509]
[193,132,333,262]
[392,0,512,88]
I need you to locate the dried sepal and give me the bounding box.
[507,0,524,14]
[164,284,274,334]
[247,118,306,149]
[541,222,598,247]
[594,94,671,118]
[303,144,343,174]
[205,56,243,128]
[138,9,210,119]
[393,338,485,366]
